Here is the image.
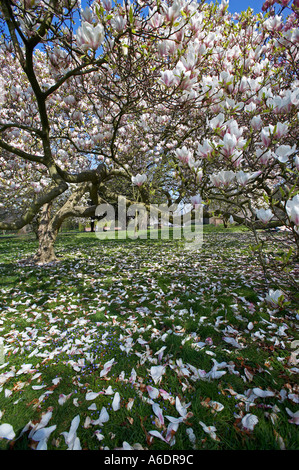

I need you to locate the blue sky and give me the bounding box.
[79,1,266,15]
[222,0,265,13]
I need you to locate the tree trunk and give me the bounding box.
[34,203,58,264]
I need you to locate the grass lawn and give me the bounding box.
[0,227,298,451]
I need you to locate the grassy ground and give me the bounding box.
[0,227,298,451]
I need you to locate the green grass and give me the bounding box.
[0,227,298,450]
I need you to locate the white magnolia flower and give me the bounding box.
[235,170,259,186]
[197,139,214,158]
[81,6,94,23]
[286,195,299,226]
[256,208,274,224]
[160,70,175,86]
[207,112,225,130]
[265,289,285,307]
[111,15,127,32]
[264,15,283,32]
[251,115,263,130]
[275,144,297,163]
[175,146,192,164]
[131,173,147,186]
[190,194,202,207]
[210,170,235,187]
[76,22,105,51]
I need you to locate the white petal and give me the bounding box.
[165,415,184,424]
[241,414,259,431]
[148,430,168,443]
[31,425,57,442]
[150,365,166,384]
[152,403,164,425]
[85,391,101,401]
[104,385,114,395]
[100,358,115,377]
[88,403,97,411]
[0,423,15,440]
[94,431,105,441]
[122,441,133,450]
[112,392,121,411]
[36,439,48,450]
[99,406,109,424]
[175,396,191,417]
[253,388,275,398]
[146,385,160,399]
[186,427,196,444]
[72,436,82,450]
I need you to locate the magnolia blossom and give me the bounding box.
[111,15,127,32]
[0,76,5,105]
[235,170,260,186]
[207,112,225,131]
[265,289,286,307]
[101,0,112,11]
[149,11,164,29]
[219,124,247,158]
[188,157,203,181]
[256,208,273,224]
[251,115,263,131]
[131,174,147,186]
[197,139,214,158]
[160,70,175,87]
[190,194,202,208]
[275,144,297,163]
[275,121,289,139]
[260,127,272,147]
[286,195,299,226]
[264,15,283,32]
[175,146,192,164]
[256,148,273,165]
[210,170,235,187]
[81,6,94,23]
[76,22,105,51]
[195,167,203,182]
[162,0,182,23]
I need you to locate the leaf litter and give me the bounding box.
[0,232,298,450]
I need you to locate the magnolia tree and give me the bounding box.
[0,0,206,262]
[154,0,299,295]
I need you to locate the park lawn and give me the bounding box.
[0,227,298,450]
